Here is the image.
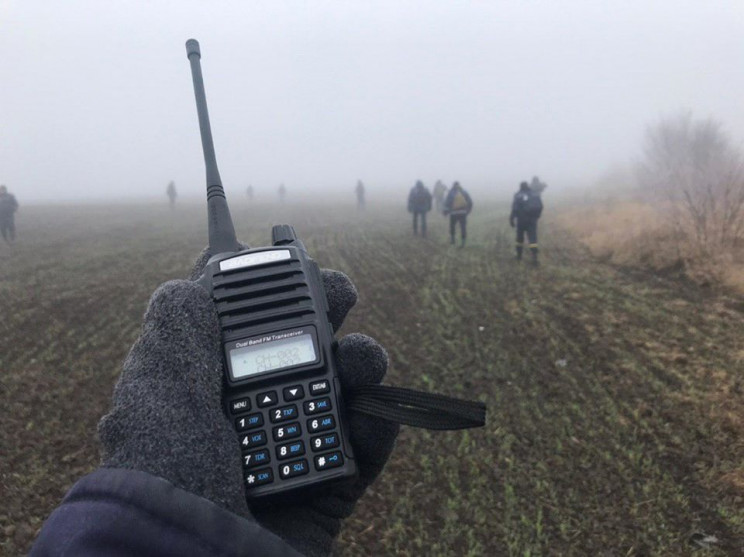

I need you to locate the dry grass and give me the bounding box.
[556,199,744,292]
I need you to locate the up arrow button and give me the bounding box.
[257,391,278,408]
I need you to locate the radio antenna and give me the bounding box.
[186,39,240,255]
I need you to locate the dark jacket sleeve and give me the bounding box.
[31,468,303,557]
[535,196,543,219]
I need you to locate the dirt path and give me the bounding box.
[1,203,742,555]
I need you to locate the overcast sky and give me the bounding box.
[1,1,743,202]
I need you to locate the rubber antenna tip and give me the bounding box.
[186,39,201,58]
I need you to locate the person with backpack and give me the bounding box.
[443,181,473,247]
[407,180,432,237]
[0,185,19,244]
[510,181,543,264]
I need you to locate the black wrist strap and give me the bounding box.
[346,385,486,430]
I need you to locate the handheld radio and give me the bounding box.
[185,39,487,502]
[186,39,356,497]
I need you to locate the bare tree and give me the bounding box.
[639,112,744,257]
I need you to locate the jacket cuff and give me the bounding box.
[31,467,303,557]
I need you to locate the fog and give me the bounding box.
[1,1,743,203]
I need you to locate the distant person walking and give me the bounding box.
[433,180,447,213]
[278,183,287,203]
[0,185,19,244]
[166,181,177,209]
[355,180,366,210]
[246,185,254,200]
[443,181,473,247]
[510,181,543,264]
[407,180,432,237]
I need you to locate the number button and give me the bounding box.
[311,432,340,452]
[279,459,309,479]
[307,415,336,433]
[272,422,301,441]
[242,448,271,469]
[235,413,264,432]
[283,385,304,401]
[314,451,344,471]
[309,380,330,395]
[230,397,251,414]
[303,397,332,415]
[239,430,267,449]
[270,404,299,423]
[276,441,305,460]
[257,391,278,408]
[246,468,273,487]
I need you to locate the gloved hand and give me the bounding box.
[98,247,399,556]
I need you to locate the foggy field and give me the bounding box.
[1,202,743,555]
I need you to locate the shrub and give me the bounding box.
[638,112,744,266]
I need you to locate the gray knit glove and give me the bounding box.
[98,249,398,556]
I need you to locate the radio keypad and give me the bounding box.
[233,376,345,492]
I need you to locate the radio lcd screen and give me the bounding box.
[229,332,317,379]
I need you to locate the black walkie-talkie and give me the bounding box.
[186,39,356,498]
